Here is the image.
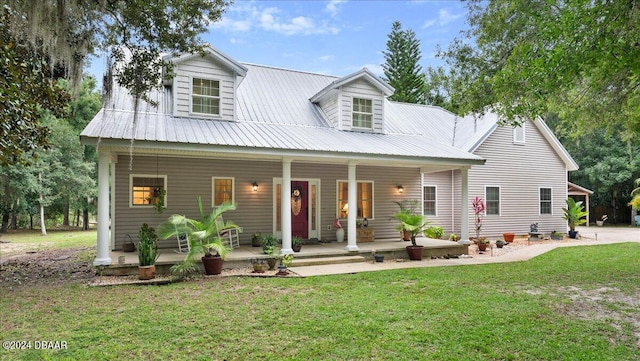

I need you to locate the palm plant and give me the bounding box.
[562,198,589,231]
[393,200,429,247]
[629,178,640,210]
[158,196,236,275]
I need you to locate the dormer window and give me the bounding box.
[352,98,372,128]
[192,78,220,116]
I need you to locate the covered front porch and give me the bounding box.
[99,236,469,276]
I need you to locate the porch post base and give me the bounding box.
[458,239,471,245]
[281,248,294,255]
[345,245,359,252]
[93,257,112,266]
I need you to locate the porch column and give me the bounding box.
[346,161,359,251]
[94,151,112,266]
[458,167,471,245]
[281,159,293,254]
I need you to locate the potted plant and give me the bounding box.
[251,232,262,247]
[448,233,460,242]
[550,231,564,240]
[334,218,344,242]
[393,200,420,241]
[158,196,236,276]
[495,239,505,248]
[502,232,515,243]
[477,238,490,252]
[372,249,384,263]
[472,196,485,244]
[393,200,429,260]
[137,223,160,280]
[424,226,444,239]
[277,254,293,276]
[562,198,588,238]
[265,247,279,270]
[292,236,303,252]
[260,234,278,254]
[251,258,265,273]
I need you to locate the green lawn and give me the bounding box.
[0,229,96,255]
[1,241,639,360]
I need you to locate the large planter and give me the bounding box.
[336,228,344,242]
[138,265,156,280]
[568,230,579,239]
[503,233,515,243]
[406,245,424,261]
[267,258,277,270]
[201,255,223,275]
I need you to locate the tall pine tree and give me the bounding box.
[382,21,425,104]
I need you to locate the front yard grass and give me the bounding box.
[1,242,639,360]
[0,229,96,255]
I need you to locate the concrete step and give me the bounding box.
[291,255,365,267]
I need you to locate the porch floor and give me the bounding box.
[101,237,468,276]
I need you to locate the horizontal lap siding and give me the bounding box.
[319,93,339,128]
[173,56,235,120]
[468,122,567,237]
[114,156,423,249]
[341,80,384,132]
[423,171,455,236]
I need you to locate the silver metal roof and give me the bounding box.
[82,62,491,165]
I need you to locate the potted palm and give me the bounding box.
[393,200,429,260]
[137,223,159,280]
[562,198,588,239]
[158,196,236,276]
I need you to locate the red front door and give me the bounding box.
[291,181,308,239]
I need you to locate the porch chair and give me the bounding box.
[215,216,241,249]
[173,225,190,254]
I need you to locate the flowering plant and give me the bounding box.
[334,218,343,229]
[472,196,485,240]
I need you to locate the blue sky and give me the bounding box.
[89,0,470,80]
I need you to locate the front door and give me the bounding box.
[290,181,308,238]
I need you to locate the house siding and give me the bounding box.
[340,80,384,132]
[173,55,236,120]
[318,92,340,128]
[466,121,568,237]
[422,171,456,236]
[113,156,422,250]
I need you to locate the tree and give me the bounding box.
[439,0,640,135]
[382,21,425,104]
[1,0,229,166]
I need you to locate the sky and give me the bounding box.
[89,0,470,80]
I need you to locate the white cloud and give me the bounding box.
[212,3,340,36]
[422,9,463,29]
[319,55,334,62]
[326,0,346,17]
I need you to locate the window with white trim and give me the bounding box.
[485,186,500,215]
[130,175,167,207]
[212,177,234,206]
[513,123,525,143]
[337,181,373,218]
[423,186,436,216]
[540,188,552,215]
[352,98,372,128]
[192,78,220,115]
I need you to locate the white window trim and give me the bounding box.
[422,185,437,217]
[212,177,235,206]
[539,187,553,215]
[129,174,167,208]
[484,185,501,216]
[336,180,375,220]
[190,76,222,117]
[351,97,373,129]
[513,123,525,144]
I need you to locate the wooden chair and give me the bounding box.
[215,216,241,249]
[174,227,190,254]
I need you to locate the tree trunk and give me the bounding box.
[1,214,8,233]
[39,172,47,236]
[82,208,89,230]
[10,214,17,229]
[63,201,70,226]
[29,214,33,229]
[75,209,80,227]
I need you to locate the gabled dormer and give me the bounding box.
[163,45,248,120]
[310,68,394,132]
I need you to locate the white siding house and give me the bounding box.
[81,46,578,266]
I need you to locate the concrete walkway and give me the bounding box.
[289,226,640,277]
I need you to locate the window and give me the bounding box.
[212,177,234,206]
[513,123,525,143]
[352,98,372,128]
[423,186,436,216]
[337,181,373,218]
[130,175,167,207]
[485,186,500,215]
[192,78,220,115]
[540,188,552,215]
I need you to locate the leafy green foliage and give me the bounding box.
[562,198,589,231]
[382,21,425,104]
[137,223,159,266]
[424,226,444,239]
[440,0,640,135]
[392,200,429,246]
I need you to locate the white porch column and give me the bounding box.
[346,161,359,251]
[94,151,112,266]
[281,159,293,254]
[458,167,471,245]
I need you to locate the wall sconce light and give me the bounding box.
[252,181,259,192]
[397,185,404,194]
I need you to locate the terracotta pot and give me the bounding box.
[478,242,488,252]
[503,233,515,243]
[406,245,424,260]
[402,231,411,241]
[201,255,223,275]
[138,265,156,280]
